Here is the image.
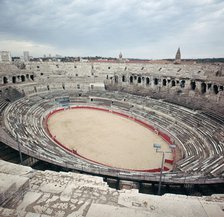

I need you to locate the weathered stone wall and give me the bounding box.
[106,70,224,115]
[1,61,224,114]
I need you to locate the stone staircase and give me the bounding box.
[2,87,24,102]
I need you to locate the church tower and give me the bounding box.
[174,47,181,64]
[117,52,124,62]
[119,52,123,59]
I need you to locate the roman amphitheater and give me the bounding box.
[0,59,224,217]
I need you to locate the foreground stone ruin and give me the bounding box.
[0,160,224,217]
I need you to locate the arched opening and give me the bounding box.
[106,75,109,79]
[213,85,218,94]
[201,82,206,94]
[114,75,119,84]
[26,74,29,79]
[208,83,212,90]
[30,75,34,81]
[190,81,196,90]
[162,79,167,86]
[47,85,50,91]
[3,77,8,84]
[21,75,25,82]
[146,77,150,85]
[130,76,133,84]
[12,76,16,83]
[137,77,141,84]
[122,75,126,82]
[180,80,185,88]
[154,78,158,85]
[171,80,175,87]
[216,71,221,76]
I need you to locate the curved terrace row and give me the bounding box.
[1,88,224,183]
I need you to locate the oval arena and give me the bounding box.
[0,60,224,187]
[46,107,173,171]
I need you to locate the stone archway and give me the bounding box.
[114,75,119,84]
[201,82,206,94]
[190,81,196,90]
[137,77,141,84]
[154,78,158,85]
[146,77,150,85]
[122,75,126,82]
[180,80,185,88]
[171,80,175,87]
[21,75,26,82]
[3,77,8,84]
[213,85,218,94]
[12,76,16,83]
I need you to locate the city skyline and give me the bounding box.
[0,0,223,59]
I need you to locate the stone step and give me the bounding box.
[0,173,29,207]
[0,207,51,217]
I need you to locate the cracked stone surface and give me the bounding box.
[0,160,224,217]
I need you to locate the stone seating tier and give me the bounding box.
[1,90,224,183]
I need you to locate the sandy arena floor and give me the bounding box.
[47,108,173,170]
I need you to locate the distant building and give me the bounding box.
[174,48,181,64]
[118,52,126,63]
[119,52,123,59]
[55,54,62,58]
[0,51,12,62]
[80,58,88,62]
[23,51,30,62]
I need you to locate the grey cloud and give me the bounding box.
[0,0,223,58]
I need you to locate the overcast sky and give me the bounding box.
[0,0,223,59]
